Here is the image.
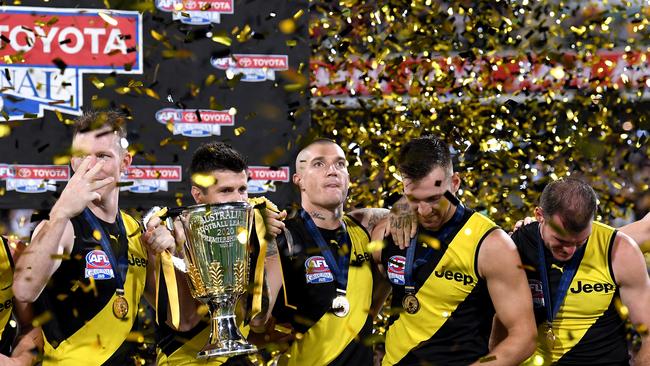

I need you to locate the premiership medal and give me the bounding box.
[402,293,420,314]
[545,322,556,348]
[113,291,129,319]
[331,294,350,317]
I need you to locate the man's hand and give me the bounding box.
[50,156,114,220]
[388,198,417,250]
[264,208,287,239]
[143,214,178,255]
[509,217,536,235]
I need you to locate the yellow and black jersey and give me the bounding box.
[273,214,374,366]
[381,208,498,366]
[513,221,626,365]
[35,210,148,365]
[0,236,16,355]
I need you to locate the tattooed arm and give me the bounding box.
[348,208,390,233]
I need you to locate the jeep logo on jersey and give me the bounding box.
[120,165,182,193]
[0,7,142,121]
[85,249,115,280]
[304,256,334,284]
[155,0,234,25]
[155,108,235,137]
[434,268,474,286]
[387,255,406,285]
[569,280,615,294]
[211,54,289,82]
[1,164,70,193]
[247,166,290,194]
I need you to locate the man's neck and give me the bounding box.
[302,202,344,230]
[88,192,119,223]
[436,204,458,230]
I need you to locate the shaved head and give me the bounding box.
[295,138,341,173]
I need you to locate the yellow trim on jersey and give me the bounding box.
[524,221,617,365]
[280,216,372,366]
[383,213,497,366]
[0,237,13,341]
[42,211,147,366]
[156,325,250,365]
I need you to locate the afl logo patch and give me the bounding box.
[304,256,333,284]
[387,255,406,285]
[85,250,115,280]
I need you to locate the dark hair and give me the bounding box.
[190,142,247,178]
[73,110,128,139]
[539,178,598,233]
[397,135,452,180]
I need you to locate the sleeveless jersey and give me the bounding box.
[36,210,148,365]
[514,221,626,365]
[0,236,16,355]
[381,209,498,366]
[273,215,374,366]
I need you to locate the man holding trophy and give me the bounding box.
[144,142,285,365]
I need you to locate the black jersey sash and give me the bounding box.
[383,213,496,365]
[42,211,147,366]
[282,216,372,366]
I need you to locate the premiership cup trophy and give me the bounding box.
[179,201,257,358]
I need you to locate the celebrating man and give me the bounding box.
[13,110,156,365]
[262,139,388,366]
[376,135,536,365]
[503,178,650,365]
[144,141,285,365]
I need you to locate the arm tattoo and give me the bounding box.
[266,238,279,256]
[366,209,389,233]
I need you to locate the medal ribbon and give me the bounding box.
[82,208,127,291]
[300,210,350,290]
[404,204,465,294]
[537,230,586,327]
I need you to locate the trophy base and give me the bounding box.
[197,341,257,359]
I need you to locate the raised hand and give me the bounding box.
[50,156,114,220]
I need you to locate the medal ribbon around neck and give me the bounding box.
[404,204,466,295]
[536,227,586,333]
[82,208,128,297]
[299,210,351,291]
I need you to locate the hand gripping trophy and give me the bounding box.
[179,201,257,358]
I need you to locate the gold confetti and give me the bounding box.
[92,230,102,241]
[191,173,216,188]
[0,124,10,137]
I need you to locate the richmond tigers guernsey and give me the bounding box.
[273,214,374,366]
[513,221,626,365]
[381,208,498,366]
[35,210,148,366]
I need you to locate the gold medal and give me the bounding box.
[402,294,420,314]
[545,323,556,348]
[113,294,129,319]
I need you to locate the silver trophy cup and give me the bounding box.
[179,201,257,358]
